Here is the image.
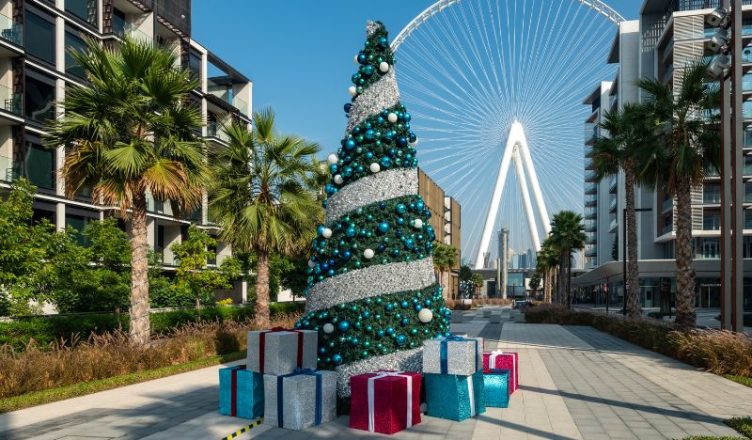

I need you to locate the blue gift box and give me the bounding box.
[483,369,509,408]
[219,365,264,419]
[424,370,486,421]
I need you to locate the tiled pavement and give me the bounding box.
[1,307,751,440]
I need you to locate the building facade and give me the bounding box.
[417,167,462,297]
[0,0,252,284]
[575,1,752,312]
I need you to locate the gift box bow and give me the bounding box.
[259,327,305,374]
[367,371,415,433]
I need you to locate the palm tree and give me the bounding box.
[46,38,208,345]
[638,63,720,327]
[210,110,322,328]
[536,237,559,303]
[590,104,655,318]
[549,211,587,308]
[432,243,458,297]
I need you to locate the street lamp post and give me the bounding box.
[622,207,653,317]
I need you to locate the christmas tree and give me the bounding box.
[296,21,452,397]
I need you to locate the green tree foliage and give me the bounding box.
[459,265,473,282]
[528,272,541,297]
[46,37,209,345]
[170,226,241,309]
[209,114,322,328]
[548,211,586,308]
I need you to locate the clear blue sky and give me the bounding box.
[192,0,639,151]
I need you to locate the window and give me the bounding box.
[703,210,721,231]
[112,8,126,37]
[704,184,721,204]
[25,11,55,64]
[65,29,87,78]
[698,238,720,260]
[25,73,55,124]
[189,49,202,82]
[65,214,89,246]
[747,182,752,203]
[23,141,55,191]
[66,0,97,26]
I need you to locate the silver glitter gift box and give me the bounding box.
[422,336,483,376]
[246,329,318,376]
[263,370,337,430]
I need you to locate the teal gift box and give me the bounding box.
[424,370,485,421]
[483,369,509,408]
[219,365,264,419]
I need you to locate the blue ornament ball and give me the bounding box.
[332,354,343,364]
[396,334,407,345]
[338,320,351,332]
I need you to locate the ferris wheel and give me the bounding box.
[392,0,623,266]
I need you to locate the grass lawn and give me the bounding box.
[727,375,752,389]
[0,351,244,413]
[681,417,752,440]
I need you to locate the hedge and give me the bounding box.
[0,302,305,350]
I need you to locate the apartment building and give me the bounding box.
[417,167,462,297]
[575,0,752,311]
[0,0,252,274]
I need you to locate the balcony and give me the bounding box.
[609,219,618,232]
[584,124,598,146]
[609,198,617,213]
[585,249,597,258]
[585,184,597,195]
[0,84,21,117]
[662,197,674,214]
[207,121,230,144]
[609,177,617,194]
[0,12,22,48]
[585,171,598,183]
[585,197,597,208]
[0,154,15,182]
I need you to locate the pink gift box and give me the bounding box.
[482,351,518,394]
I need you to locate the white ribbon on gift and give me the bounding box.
[367,372,413,433]
[489,350,504,368]
[466,375,476,417]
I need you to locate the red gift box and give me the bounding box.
[349,372,422,435]
[483,351,518,394]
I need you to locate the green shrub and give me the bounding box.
[0,302,306,351]
[524,304,752,378]
[726,417,752,439]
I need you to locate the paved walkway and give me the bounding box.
[1,307,751,439]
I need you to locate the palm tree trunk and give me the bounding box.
[255,250,271,328]
[625,165,642,318]
[558,253,567,306]
[567,258,573,309]
[674,182,696,328]
[128,191,151,346]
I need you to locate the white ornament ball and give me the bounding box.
[322,227,332,239]
[369,162,381,173]
[379,62,390,73]
[327,154,339,165]
[418,308,433,323]
[334,175,343,185]
[348,86,358,97]
[387,112,398,123]
[363,248,375,260]
[323,323,335,334]
[307,259,316,268]
[354,55,359,64]
[413,219,424,229]
[410,138,419,146]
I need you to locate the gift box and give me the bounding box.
[349,372,422,435]
[483,351,518,393]
[424,370,486,422]
[423,335,483,376]
[247,328,317,376]
[263,369,336,430]
[483,369,510,408]
[218,365,264,419]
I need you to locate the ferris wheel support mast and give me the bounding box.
[391,0,624,52]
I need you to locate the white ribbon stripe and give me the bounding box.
[367,372,414,432]
[489,350,504,369]
[466,375,475,417]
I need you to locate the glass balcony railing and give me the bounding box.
[207,122,230,142]
[0,155,15,182]
[233,96,249,117]
[0,84,21,115]
[662,197,674,213]
[0,12,21,46]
